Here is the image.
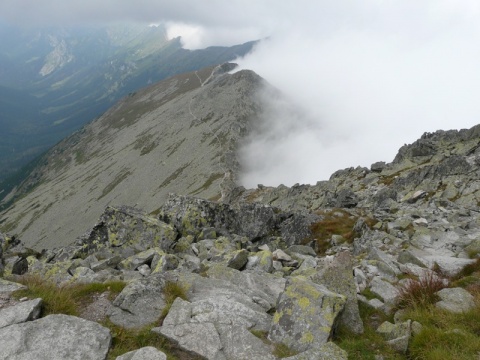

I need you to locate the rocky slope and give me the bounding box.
[1,122,480,358]
[0,64,264,249]
[0,23,255,182]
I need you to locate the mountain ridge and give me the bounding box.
[0,23,256,182]
[0,64,265,249]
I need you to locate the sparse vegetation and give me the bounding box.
[451,258,480,281]
[158,162,192,189]
[400,293,480,360]
[305,209,376,255]
[272,343,297,358]
[334,301,401,360]
[249,329,297,358]
[12,275,126,316]
[190,173,224,195]
[158,281,189,325]
[396,272,448,310]
[98,170,132,200]
[10,275,205,359]
[103,321,174,360]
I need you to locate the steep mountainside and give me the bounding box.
[0,64,264,249]
[0,23,255,182]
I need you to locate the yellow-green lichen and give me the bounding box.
[298,297,311,310]
[273,311,283,324]
[259,250,273,266]
[300,332,314,344]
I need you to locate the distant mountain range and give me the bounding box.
[0,23,255,188]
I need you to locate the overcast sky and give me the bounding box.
[2,1,480,186]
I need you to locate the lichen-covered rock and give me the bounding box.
[376,320,411,354]
[158,194,314,245]
[226,249,249,270]
[0,314,111,360]
[246,250,274,273]
[151,253,179,273]
[206,264,286,310]
[155,322,225,360]
[312,252,364,334]
[109,273,169,328]
[76,206,177,254]
[117,248,164,271]
[216,324,276,360]
[268,277,346,352]
[90,255,123,272]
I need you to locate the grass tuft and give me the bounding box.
[400,295,480,360]
[158,281,188,325]
[12,275,126,316]
[334,302,402,359]
[451,258,480,281]
[396,272,447,310]
[307,209,358,255]
[272,343,297,358]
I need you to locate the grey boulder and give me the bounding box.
[116,346,167,360]
[0,314,111,360]
[0,298,43,329]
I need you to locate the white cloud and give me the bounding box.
[236,1,480,186]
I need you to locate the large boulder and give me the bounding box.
[153,297,275,360]
[435,287,475,313]
[75,206,177,254]
[312,252,364,334]
[158,194,316,245]
[0,314,111,360]
[109,273,168,328]
[268,277,346,352]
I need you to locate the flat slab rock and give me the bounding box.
[0,298,43,329]
[152,297,275,360]
[0,314,111,360]
[0,279,27,293]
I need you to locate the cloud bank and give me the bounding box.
[236,1,480,186]
[2,1,480,186]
